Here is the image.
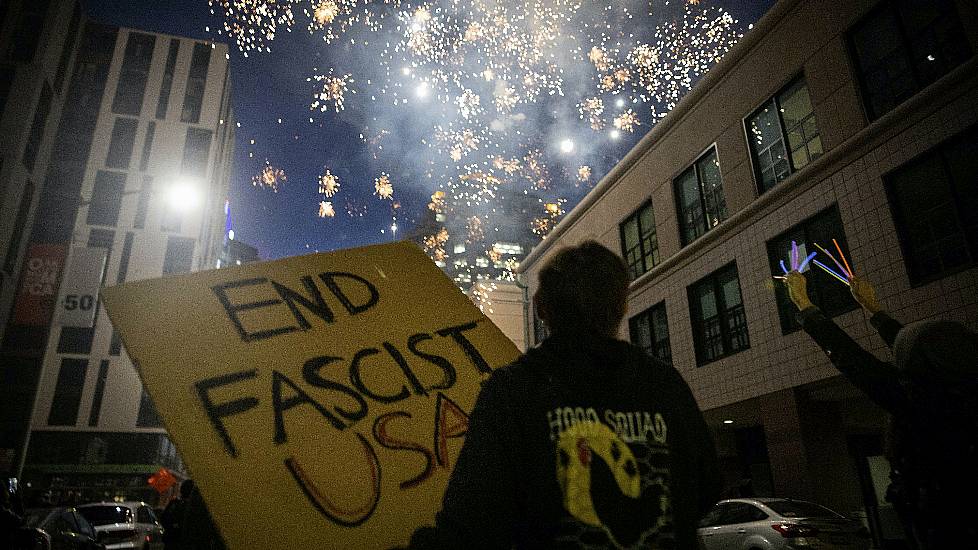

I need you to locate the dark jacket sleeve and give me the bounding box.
[408,370,521,549]
[870,311,903,349]
[674,370,721,515]
[797,306,909,414]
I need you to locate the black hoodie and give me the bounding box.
[408,333,721,549]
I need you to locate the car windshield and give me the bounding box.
[765,500,842,519]
[78,505,133,526]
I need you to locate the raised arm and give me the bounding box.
[850,276,903,348]
[784,272,910,414]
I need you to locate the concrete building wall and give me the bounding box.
[468,280,528,351]
[519,0,978,532]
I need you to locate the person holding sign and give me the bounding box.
[782,271,978,549]
[408,241,721,549]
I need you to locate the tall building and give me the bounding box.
[0,3,235,503]
[520,0,977,546]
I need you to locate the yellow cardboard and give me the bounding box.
[101,241,521,549]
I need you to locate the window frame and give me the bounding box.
[745,74,822,194]
[619,200,660,280]
[687,262,750,366]
[628,301,672,365]
[673,145,727,247]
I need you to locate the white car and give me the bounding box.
[698,498,871,549]
[77,502,164,550]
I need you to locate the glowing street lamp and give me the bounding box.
[167,179,202,212]
[559,139,574,153]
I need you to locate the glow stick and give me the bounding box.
[798,251,817,272]
[814,242,850,280]
[813,259,851,286]
[780,259,789,275]
[791,241,799,271]
[833,238,853,278]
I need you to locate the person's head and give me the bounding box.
[179,479,195,499]
[534,240,630,338]
[894,319,978,391]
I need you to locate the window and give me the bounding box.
[162,236,195,274]
[47,358,88,426]
[620,201,659,279]
[139,122,155,171]
[156,40,180,119]
[492,242,523,255]
[116,232,134,283]
[766,205,857,334]
[674,147,727,246]
[3,181,34,274]
[109,331,123,356]
[181,127,213,176]
[9,0,49,63]
[160,201,183,233]
[105,117,138,169]
[180,43,211,123]
[87,360,110,426]
[454,243,466,254]
[112,32,156,115]
[136,507,156,524]
[747,76,823,193]
[54,4,81,93]
[87,171,126,226]
[688,263,749,365]
[629,302,671,364]
[23,82,52,171]
[88,228,114,285]
[849,0,971,121]
[136,389,162,427]
[886,126,978,285]
[133,176,152,229]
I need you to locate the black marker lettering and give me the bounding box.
[349,348,410,404]
[406,332,457,391]
[194,369,259,458]
[437,321,491,374]
[372,412,434,490]
[271,275,335,330]
[302,355,368,423]
[319,272,380,315]
[382,342,427,397]
[272,369,345,444]
[212,278,298,342]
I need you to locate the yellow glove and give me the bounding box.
[784,271,814,311]
[849,276,881,314]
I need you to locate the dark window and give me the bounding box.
[9,0,49,63]
[156,40,179,119]
[3,180,34,274]
[619,201,659,279]
[47,358,88,426]
[116,232,134,283]
[181,127,213,176]
[111,32,156,115]
[849,0,972,121]
[136,389,162,427]
[105,117,138,169]
[87,228,114,285]
[629,302,671,365]
[767,205,857,334]
[133,176,152,229]
[747,76,823,193]
[688,263,749,365]
[180,43,211,123]
[674,147,727,246]
[886,125,978,285]
[54,4,81,93]
[162,236,195,274]
[109,330,122,356]
[160,203,183,233]
[57,327,94,354]
[136,507,154,524]
[22,82,53,171]
[139,122,155,171]
[87,359,110,426]
[87,171,126,226]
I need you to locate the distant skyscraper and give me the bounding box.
[0,2,234,503]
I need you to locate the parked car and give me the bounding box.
[698,498,871,549]
[76,502,163,550]
[16,507,106,550]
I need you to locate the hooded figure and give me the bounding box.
[784,272,978,549]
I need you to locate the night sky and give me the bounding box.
[83,0,776,261]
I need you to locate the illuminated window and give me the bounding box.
[475,257,489,267]
[619,201,659,279]
[688,262,749,365]
[453,243,466,254]
[492,242,523,255]
[674,147,727,247]
[629,302,671,365]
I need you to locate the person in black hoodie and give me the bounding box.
[783,271,978,549]
[408,240,721,549]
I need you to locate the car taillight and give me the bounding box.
[772,523,819,538]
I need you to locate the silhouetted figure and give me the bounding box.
[161,480,194,549]
[784,272,978,549]
[409,240,720,549]
[180,488,226,550]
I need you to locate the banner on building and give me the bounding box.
[101,241,521,550]
[56,247,108,327]
[12,244,68,326]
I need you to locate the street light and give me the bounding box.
[391,222,398,240]
[167,179,202,212]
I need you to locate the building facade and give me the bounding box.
[1,6,235,503]
[519,0,977,546]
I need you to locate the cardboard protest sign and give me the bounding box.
[102,241,521,549]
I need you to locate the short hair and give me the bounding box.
[535,240,630,336]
